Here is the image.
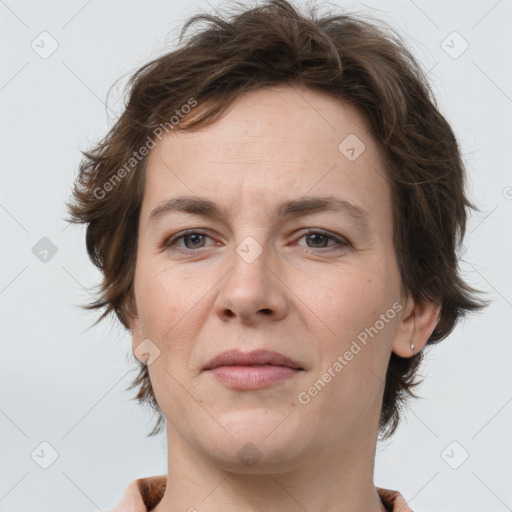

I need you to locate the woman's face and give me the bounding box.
[129,85,422,471]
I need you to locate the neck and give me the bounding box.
[153,405,387,512]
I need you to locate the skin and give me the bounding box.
[127,84,440,512]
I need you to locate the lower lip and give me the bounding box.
[206,365,301,389]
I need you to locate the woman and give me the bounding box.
[69,1,488,511]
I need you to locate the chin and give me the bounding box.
[195,412,307,473]
[208,438,305,474]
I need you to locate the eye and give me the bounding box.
[164,230,214,253]
[296,229,350,252]
[163,229,350,254]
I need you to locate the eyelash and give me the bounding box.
[162,229,350,255]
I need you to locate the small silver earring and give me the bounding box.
[410,343,415,352]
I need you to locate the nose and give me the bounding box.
[214,243,288,324]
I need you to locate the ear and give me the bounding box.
[392,293,441,357]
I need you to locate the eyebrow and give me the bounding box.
[147,195,370,229]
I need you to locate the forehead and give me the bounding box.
[141,85,391,226]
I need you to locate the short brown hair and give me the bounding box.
[66,0,489,440]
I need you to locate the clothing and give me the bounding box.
[107,475,413,511]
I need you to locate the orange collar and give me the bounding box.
[110,475,413,512]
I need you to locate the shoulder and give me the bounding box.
[377,487,413,512]
[109,476,166,512]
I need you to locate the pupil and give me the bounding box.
[187,234,202,248]
[310,234,325,247]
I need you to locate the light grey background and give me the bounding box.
[0,1,511,511]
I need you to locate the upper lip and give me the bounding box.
[203,349,304,371]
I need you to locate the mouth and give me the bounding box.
[203,349,304,371]
[203,349,304,390]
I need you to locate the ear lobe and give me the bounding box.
[392,295,441,357]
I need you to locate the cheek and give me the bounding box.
[134,261,212,367]
[316,263,390,337]
[134,262,184,338]
[309,256,401,399]
[301,264,397,424]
